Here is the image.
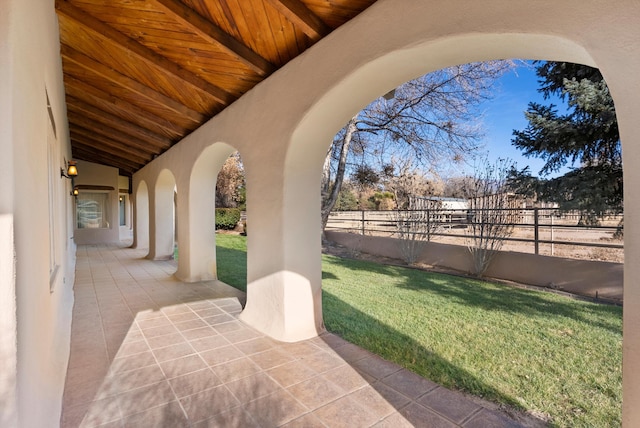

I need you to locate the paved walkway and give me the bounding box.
[61,244,523,427]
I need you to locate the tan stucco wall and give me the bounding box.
[130,0,639,423]
[73,160,120,245]
[326,231,623,302]
[0,0,76,426]
[0,3,18,426]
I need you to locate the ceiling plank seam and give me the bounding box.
[56,0,234,106]
[152,0,276,76]
[266,0,331,41]
[61,44,206,124]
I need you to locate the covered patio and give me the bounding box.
[61,244,519,427]
[3,0,640,426]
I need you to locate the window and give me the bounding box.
[119,195,126,226]
[46,89,59,285]
[77,192,110,229]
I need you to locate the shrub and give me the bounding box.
[215,208,241,230]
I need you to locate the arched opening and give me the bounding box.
[278,32,625,425]
[214,150,247,291]
[175,143,239,282]
[149,169,176,260]
[133,180,149,251]
[316,59,622,426]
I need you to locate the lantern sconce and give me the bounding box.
[61,160,79,197]
[61,160,78,179]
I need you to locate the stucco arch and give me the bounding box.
[148,169,177,260]
[240,1,640,347]
[276,10,639,423]
[133,1,640,422]
[175,142,238,282]
[132,180,149,251]
[273,34,599,342]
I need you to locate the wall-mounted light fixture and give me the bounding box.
[61,160,78,179]
[72,188,79,197]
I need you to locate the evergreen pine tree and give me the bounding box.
[510,62,622,223]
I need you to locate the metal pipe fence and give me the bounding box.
[326,208,623,256]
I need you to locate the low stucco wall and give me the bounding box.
[326,231,623,302]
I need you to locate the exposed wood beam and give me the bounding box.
[64,75,186,138]
[56,0,234,105]
[67,111,169,152]
[71,137,151,167]
[72,143,143,171]
[151,0,276,76]
[70,125,158,158]
[66,96,172,149]
[70,129,154,163]
[266,0,331,41]
[61,44,205,124]
[72,144,142,173]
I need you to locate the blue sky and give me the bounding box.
[467,62,570,178]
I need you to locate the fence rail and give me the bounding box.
[326,208,623,258]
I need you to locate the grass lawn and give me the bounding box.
[216,233,622,427]
[215,233,248,292]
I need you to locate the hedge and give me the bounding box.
[215,208,241,230]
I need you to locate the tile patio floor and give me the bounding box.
[61,244,523,427]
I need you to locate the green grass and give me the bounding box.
[216,234,622,427]
[216,233,248,292]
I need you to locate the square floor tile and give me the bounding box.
[122,401,189,428]
[243,389,308,427]
[287,376,344,410]
[193,408,260,428]
[322,364,370,393]
[160,354,208,379]
[180,385,240,423]
[417,387,482,424]
[152,342,196,363]
[381,369,439,400]
[314,395,379,428]
[234,337,277,356]
[249,348,296,370]
[220,327,262,343]
[168,368,222,398]
[110,351,156,374]
[117,381,176,417]
[189,334,230,352]
[225,371,283,403]
[99,364,165,398]
[199,345,244,367]
[398,403,457,428]
[146,332,186,349]
[210,357,262,383]
[352,355,402,380]
[267,360,318,388]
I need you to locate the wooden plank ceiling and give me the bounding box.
[56,0,377,176]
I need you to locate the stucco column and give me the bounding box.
[604,64,640,426]
[132,181,149,251]
[175,144,235,282]
[174,181,217,283]
[147,178,175,260]
[239,153,323,342]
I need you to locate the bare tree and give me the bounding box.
[465,159,515,277]
[394,198,444,265]
[385,160,443,264]
[216,152,245,208]
[321,61,514,234]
